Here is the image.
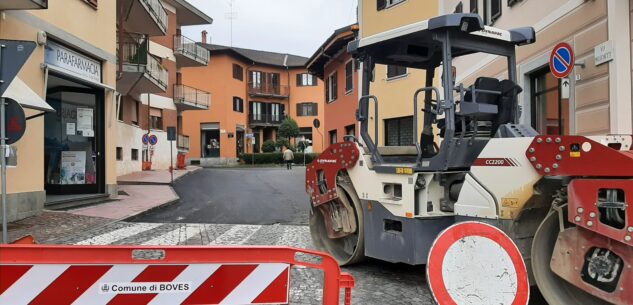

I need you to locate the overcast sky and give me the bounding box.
[181,0,358,58]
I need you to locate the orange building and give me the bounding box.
[306,25,359,145]
[181,36,325,165]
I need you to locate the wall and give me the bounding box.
[323,51,359,144]
[360,0,439,38]
[288,68,326,153]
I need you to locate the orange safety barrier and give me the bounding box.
[0,242,355,305]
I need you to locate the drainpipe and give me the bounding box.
[283,55,291,145]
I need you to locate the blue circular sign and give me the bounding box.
[149,134,158,146]
[142,134,150,145]
[549,42,574,79]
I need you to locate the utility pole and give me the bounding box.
[0,44,6,244]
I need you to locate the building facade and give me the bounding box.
[358,0,439,146]
[440,0,632,136]
[180,40,325,166]
[307,24,360,145]
[116,0,212,176]
[0,0,118,220]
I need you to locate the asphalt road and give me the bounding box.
[133,167,310,225]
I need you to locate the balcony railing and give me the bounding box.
[248,83,289,98]
[119,33,168,89]
[174,35,209,66]
[141,0,168,33]
[177,134,190,150]
[174,84,210,109]
[249,113,286,125]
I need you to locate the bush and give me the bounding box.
[261,140,276,153]
[275,138,295,151]
[239,153,319,165]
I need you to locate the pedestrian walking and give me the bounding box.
[282,146,294,170]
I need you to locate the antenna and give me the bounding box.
[224,0,238,47]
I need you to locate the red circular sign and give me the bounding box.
[549,42,575,79]
[427,222,529,305]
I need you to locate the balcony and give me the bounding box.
[173,84,210,111]
[118,0,168,36]
[249,113,286,126]
[117,34,168,96]
[177,134,190,151]
[174,35,209,67]
[0,0,47,10]
[248,83,289,99]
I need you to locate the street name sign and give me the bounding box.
[550,42,574,79]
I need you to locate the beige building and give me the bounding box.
[440,0,631,136]
[358,0,439,146]
[0,0,118,221]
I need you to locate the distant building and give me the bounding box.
[180,39,325,166]
[306,24,359,145]
[116,0,213,176]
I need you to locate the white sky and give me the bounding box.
[181,0,358,58]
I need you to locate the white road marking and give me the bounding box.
[207,225,262,245]
[142,224,203,246]
[76,223,161,245]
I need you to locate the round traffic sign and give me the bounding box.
[550,42,575,79]
[313,118,321,129]
[149,134,158,146]
[142,134,150,145]
[427,222,529,305]
[3,98,26,145]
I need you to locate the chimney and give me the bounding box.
[201,30,208,44]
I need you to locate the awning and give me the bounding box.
[43,64,115,92]
[1,77,55,113]
[201,123,219,130]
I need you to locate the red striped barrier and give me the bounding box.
[0,243,355,305]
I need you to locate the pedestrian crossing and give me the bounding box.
[68,222,313,249]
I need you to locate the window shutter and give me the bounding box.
[326,77,330,102]
[332,72,338,100]
[312,103,318,116]
[377,0,386,11]
[297,103,302,116]
[297,74,302,86]
[312,75,318,85]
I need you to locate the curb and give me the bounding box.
[117,167,202,186]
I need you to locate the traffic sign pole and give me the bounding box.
[1,43,7,244]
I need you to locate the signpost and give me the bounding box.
[167,127,176,185]
[313,118,323,152]
[0,40,36,244]
[550,43,575,135]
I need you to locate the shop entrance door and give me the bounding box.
[44,75,105,194]
[530,67,570,135]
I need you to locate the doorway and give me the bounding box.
[201,129,220,158]
[44,74,105,195]
[530,67,570,135]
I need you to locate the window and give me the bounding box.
[149,107,163,130]
[233,97,244,113]
[131,149,139,161]
[329,130,338,144]
[116,147,123,161]
[454,1,463,13]
[297,103,318,116]
[270,103,281,122]
[345,124,356,138]
[387,65,407,79]
[377,0,405,10]
[131,100,139,125]
[384,116,414,146]
[507,0,521,7]
[470,0,478,13]
[83,0,98,8]
[250,71,263,88]
[117,98,123,121]
[297,73,317,86]
[250,102,263,121]
[484,0,502,25]
[233,64,243,81]
[326,72,338,103]
[345,61,354,93]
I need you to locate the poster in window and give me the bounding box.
[60,151,86,184]
[77,107,94,136]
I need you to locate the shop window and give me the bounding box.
[385,116,414,146]
[233,97,244,113]
[329,129,337,144]
[470,0,478,13]
[387,65,407,79]
[377,0,405,11]
[149,107,163,130]
[131,149,139,161]
[484,0,502,25]
[233,64,243,81]
[345,61,354,93]
[116,147,122,161]
[297,103,318,116]
[454,1,463,13]
[297,73,317,86]
[326,72,338,103]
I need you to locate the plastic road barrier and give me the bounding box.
[0,242,355,305]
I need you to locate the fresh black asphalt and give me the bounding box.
[132,167,310,225]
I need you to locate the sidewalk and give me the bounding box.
[2,167,200,244]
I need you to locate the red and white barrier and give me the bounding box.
[0,244,355,305]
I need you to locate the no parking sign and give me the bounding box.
[550,42,575,79]
[427,222,529,305]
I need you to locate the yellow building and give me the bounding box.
[358,0,438,145]
[0,1,117,221]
